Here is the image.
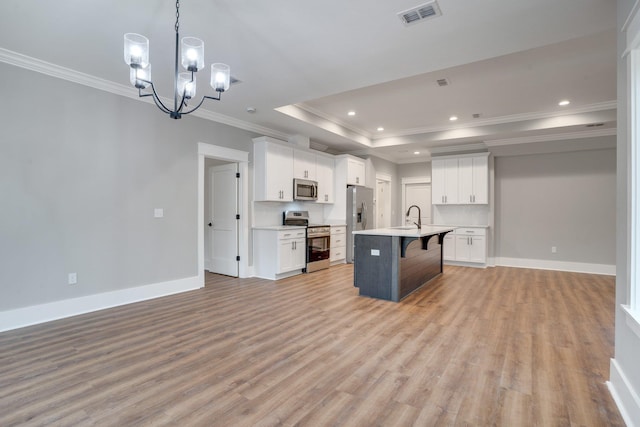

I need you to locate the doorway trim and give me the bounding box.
[401,176,430,214]
[198,142,249,285]
[401,176,431,226]
[375,173,392,228]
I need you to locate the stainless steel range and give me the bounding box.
[283,211,330,273]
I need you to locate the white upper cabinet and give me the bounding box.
[253,137,335,204]
[458,155,488,204]
[253,137,294,202]
[293,149,317,181]
[346,157,366,186]
[432,153,489,205]
[316,155,335,204]
[432,158,459,205]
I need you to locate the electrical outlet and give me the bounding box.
[154,208,164,218]
[68,273,77,285]
[551,246,557,254]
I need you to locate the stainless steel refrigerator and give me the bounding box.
[346,185,374,263]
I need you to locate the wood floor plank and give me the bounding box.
[0,265,623,426]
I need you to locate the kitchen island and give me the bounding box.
[352,226,455,302]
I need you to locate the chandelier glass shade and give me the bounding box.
[123,1,230,119]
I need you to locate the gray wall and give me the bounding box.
[614,0,640,414]
[494,148,616,264]
[0,62,257,311]
[397,162,430,179]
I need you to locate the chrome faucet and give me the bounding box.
[406,205,422,229]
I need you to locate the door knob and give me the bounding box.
[208,222,212,227]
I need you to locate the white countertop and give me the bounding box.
[352,225,456,237]
[252,225,306,231]
[431,224,489,228]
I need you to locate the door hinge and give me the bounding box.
[236,172,240,178]
[236,214,240,220]
[236,255,240,261]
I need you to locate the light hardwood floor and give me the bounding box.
[0,265,624,426]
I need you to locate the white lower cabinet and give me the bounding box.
[442,234,456,261]
[330,225,347,264]
[443,227,487,265]
[254,228,306,280]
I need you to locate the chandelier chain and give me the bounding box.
[175,0,180,33]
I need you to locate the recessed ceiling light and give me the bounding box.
[414,151,420,155]
[377,127,384,132]
[348,111,356,116]
[558,100,570,106]
[449,116,458,121]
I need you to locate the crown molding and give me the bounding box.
[293,103,372,139]
[484,127,616,147]
[429,143,488,155]
[292,95,616,143]
[622,0,640,32]
[0,48,290,141]
[373,101,617,139]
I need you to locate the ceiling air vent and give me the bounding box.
[436,78,449,87]
[398,1,442,26]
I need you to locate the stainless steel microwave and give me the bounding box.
[293,178,318,201]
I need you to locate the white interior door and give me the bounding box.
[376,179,391,228]
[404,182,431,226]
[208,163,238,277]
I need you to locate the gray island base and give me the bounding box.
[353,226,455,302]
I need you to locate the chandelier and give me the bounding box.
[123,0,231,119]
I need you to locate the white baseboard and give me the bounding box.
[443,260,487,268]
[495,257,616,276]
[0,276,202,333]
[608,358,640,427]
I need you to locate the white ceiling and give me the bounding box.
[0,0,617,163]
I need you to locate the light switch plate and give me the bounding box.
[68,273,77,285]
[154,208,164,218]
